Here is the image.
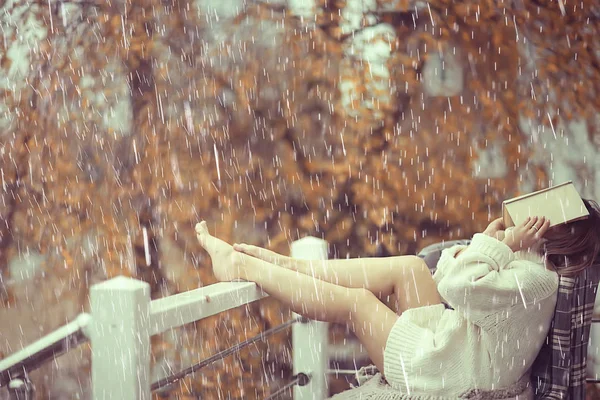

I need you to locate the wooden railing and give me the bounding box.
[0,236,330,399]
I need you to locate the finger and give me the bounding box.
[534,217,546,230]
[524,216,535,229]
[530,218,546,240]
[537,218,551,237]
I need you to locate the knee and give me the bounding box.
[405,256,431,276]
[350,287,376,303]
[392,256,433,299]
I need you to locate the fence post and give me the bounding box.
[89,276,151,400]
[291,237,329,400]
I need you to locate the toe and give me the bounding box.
[195,221,208,235]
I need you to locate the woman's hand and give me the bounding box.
[502,216,550,252]
[482,217,505,239]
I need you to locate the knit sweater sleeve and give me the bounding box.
[431,243,469,283]
[436,233,558,330]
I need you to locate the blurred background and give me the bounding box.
[1,0,600,398]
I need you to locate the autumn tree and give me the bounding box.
[1,0,599,398]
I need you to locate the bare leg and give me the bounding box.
[233,243,441,312]
[196,222,398,373]
[196,221,368,323]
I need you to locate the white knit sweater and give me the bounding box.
[381,233,559,397]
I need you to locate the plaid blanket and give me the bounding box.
[529,266,600,399]
[418,241,600,400]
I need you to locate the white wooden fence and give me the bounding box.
[88,236,329,399]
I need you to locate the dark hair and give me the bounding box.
[543,199,600,276]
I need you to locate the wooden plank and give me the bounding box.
[149,281,268,336]
[0,313,91,386]
[291,236,329,400]
[89,276,151,400]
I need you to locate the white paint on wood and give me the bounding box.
[89,276,151,400]
[291,237,329,400]
[0,313,91,373]
[149,281,268,336]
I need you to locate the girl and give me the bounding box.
[194,199,600,398]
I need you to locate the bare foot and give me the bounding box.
[233,243,284,266]
[195,221,243,282]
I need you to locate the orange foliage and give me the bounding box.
[0,0,597,397]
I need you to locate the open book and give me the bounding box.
[502,181,589,228]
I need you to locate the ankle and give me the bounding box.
[290,259,308,272]
[234,253,252,281]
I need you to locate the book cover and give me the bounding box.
[502,181,589,228]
